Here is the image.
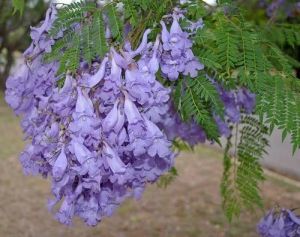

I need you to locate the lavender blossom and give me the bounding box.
[160,15,204,80]
[237,88,256,114]
[257,208,300,237]
[52,148,68,180]
[4,6,222,227]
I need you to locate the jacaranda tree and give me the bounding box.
[6,0,300,235]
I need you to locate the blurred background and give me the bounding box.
[0,0,299,236]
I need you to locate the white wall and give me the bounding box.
[262,129,300,180]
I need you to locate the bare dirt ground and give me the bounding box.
[1,93,300,237]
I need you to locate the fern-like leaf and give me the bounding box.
[57,34,81,75]
[179,76,221,141]
[221,116,268,221]
[45,1,113,76]
[215,16,239,76]
[91,12,108,58]
[123,0,138,27]
[82,24,93,64]
[262,23,300,48]
[193,11,300,154]
[256,75,300,153]
[105,4,123,42]
[49,1,96,38]
[291,99,300,153]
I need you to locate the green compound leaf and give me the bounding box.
[178,76,222,142]
[105,4,123,42]
[221,116,269,221]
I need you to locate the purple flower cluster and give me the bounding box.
[5,6,208,226]
[5,6,58,117]
[160,14,204,80]
[257,208,300,237]
[259,0,300,18]
[214,85,256,137]
[266,0,286,17]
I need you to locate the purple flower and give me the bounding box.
[103,142,126,174]
[126,69,154,105]
[30,7,53,42]
[111,47,129,69]
[82,57,108,88]
[144,117,172,158]
[77,196,100,226]
[103,99,125,134]
[124,93,144,126]
[160,15,204,80]
[5,64,33,114]
[258,210,275,236]
[185,18,204,32]
[161,18,192,57]
[161,53,185,80]
[237,88,256,114]
[55,198,74,225]
[214,115,231,138]
[52,148,68,180]
[219,88,240,123]
[75,88,94,115]
[183,56,204,77]
[71,140,93,164]
[28,5,57,55]
[257,208,300,237]
[267,0,286,17]
[124,29,152,59]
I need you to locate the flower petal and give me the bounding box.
[52,148,68,180]
[86,57,108,87]
[103,143,126,174]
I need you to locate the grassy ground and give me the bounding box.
[0,93,300,237]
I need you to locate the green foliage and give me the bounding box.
[46,0,181,76]
[46,0,120,76]
[221,134,237,220]
[105,4,123,41]
[193,9,300,152]
[190,5,300,219]
[263,23,300,48]
[221,116,268,221]
[123,0,177,27]
[174,75,223,141]
[123,0,138,26]
[12,0,25,16]
[186,1,207,19]
[61,34,81,75]
[49,1,97,37]
[260,23,300,69]
[92,12,108,59]
[215,17,240,77]
[218,0,233,4]
[123,0,178,47]
[256,75,300,153]
[157,167,178,188]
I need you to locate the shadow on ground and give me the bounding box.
[0,93,300,237]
